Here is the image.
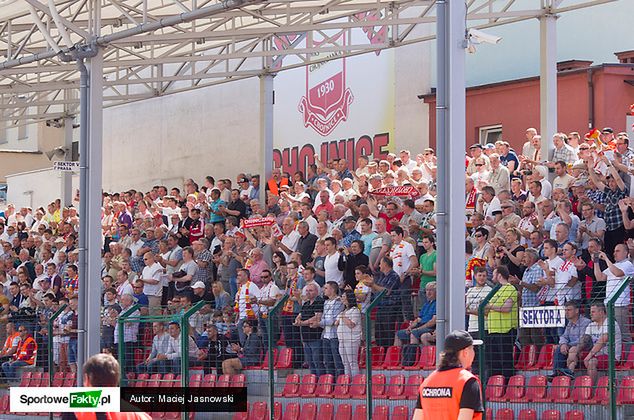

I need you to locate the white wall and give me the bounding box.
[6,168,79,209]
[102,77,260,192]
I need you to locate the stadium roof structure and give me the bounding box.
[0,0,615,124]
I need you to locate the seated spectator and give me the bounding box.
[549,300,591,379]
[136,322,170,374]
[1,325,37,381]
[163,321,199,374]
[578,302,622,384]
[197,323,230,374]
[221,320,262,374]
[395,282,436,346]
[0,322,20,363]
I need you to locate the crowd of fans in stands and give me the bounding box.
[0,126,633,386]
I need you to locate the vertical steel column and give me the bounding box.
[86,49,104,361]
[259,73,275,206]
[539,11,558,159]
[435,0,467,357]
[62,116,73,207]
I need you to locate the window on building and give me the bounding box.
[479,125,503,145]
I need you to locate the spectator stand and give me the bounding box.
[477,277,634,419]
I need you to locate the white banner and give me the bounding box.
[519,306,566,328]
[10,387,120,413]
[53,161,80,172]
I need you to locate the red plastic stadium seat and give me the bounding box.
[372,405,389,420]
[282,402,300,420]
[317,403,334,420]
[333,374,351,399]
[385,374,405,399]
[202,373,216,387]
[347,374,366,399]
[397,374,422,400]
[570,376,593,403]
[535,344,556,370]
[372,374,386,398]
[134,373,149,387]
[542,410,561,420]
[524,375,547,402]
[147,373,161,388]
[503,375,525,402]
[617,376,634,404]
[189,373,202,388]
[298,374,318,398]
[315,374,335,398]
[391,406,409,420]
[276,374,300,397]
[63,372,76,387]
[274,402,282,420]
[334,404,352,420]
[549,375,572,403]
[359,346,385,369]
[486,408,493,420]
[352,404,366,419]
[496,408,514,420]
[515,345,537,370]
[162,373,176,387]
[232,402,249,420]
[592,376,609,404]
[518,409,537,420]
[565,410,585,420]
[231,374,246,388]
[275,347,293,369]
[301,403,317,420]
[418,346,437,370]
[29,372,44,387]
[216,374,231,388]
[18,371,33,387]
[52,371,65,387]
[133,348,145,367]
[485,375,505,402]
[0,395,9,415]
[382,346,402,369]
[250,402,269,420]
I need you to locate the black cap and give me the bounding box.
[469,143,483,150]
[602,127,613,134]
[444,330,483,352]
[344,216,357,223]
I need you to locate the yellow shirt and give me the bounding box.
[486,283,518,334]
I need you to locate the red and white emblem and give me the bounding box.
[298,32,354,136]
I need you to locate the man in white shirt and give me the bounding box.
[164,321,199,374]
[234,268,261,343]
[139,252,164,315]
[323,237,344,287]
[553,161,575,190]
[582,302,621,384]
[389,226,419,320]
[257,269,282,338]
[595,244,634,343]
[276,217,300,262]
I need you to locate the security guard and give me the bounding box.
[413,330,484,420]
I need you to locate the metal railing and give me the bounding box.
[364,289,386,420]
[267,294,289,420]
[607,276,631,419]
[477,283,501,408]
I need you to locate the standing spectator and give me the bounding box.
[363,257,401,348]
[515,249,545,346]
[389,226,418,320]
[577,202,606,254]
[257,269,282,340]
[594,244,634,343]
[113,294,139,373]
[323,237,344,287]
[418,235,437,308]
[234,268,260,344]
[318,281,344,377]
[338,240,369,289]
[212,281,231,311]
[296,221,317,267]
[336,290,362,377]
[466,267,492,372]
[295,283,324,377]
[139,252,163,315]
[485,266,518,378]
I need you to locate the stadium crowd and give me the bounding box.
[0,126,633,387]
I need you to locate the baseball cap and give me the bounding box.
[444,330,483,352]
[238,177,249,183]
[602,127,613,134]
[484,143,495,150]
[192,281,206,289]
[469,143,483,150]
[344,216,357,223]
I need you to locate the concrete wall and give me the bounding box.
[6,168,79,209]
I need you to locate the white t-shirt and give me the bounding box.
[389,240,416,277]
[141,262,164,297]
[544,256,564,302]
[554,259,579,303]
[604,260,634,307]
[281,230,301,262]
[585,319,622,359]
[466,285,493,332]
[259,282,281,316]
[324,252,344,286]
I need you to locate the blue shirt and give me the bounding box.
[418,299,436,324]
[209,199,227,224]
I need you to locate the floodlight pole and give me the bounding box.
[539,11,558,160]
[435,0,467,358]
